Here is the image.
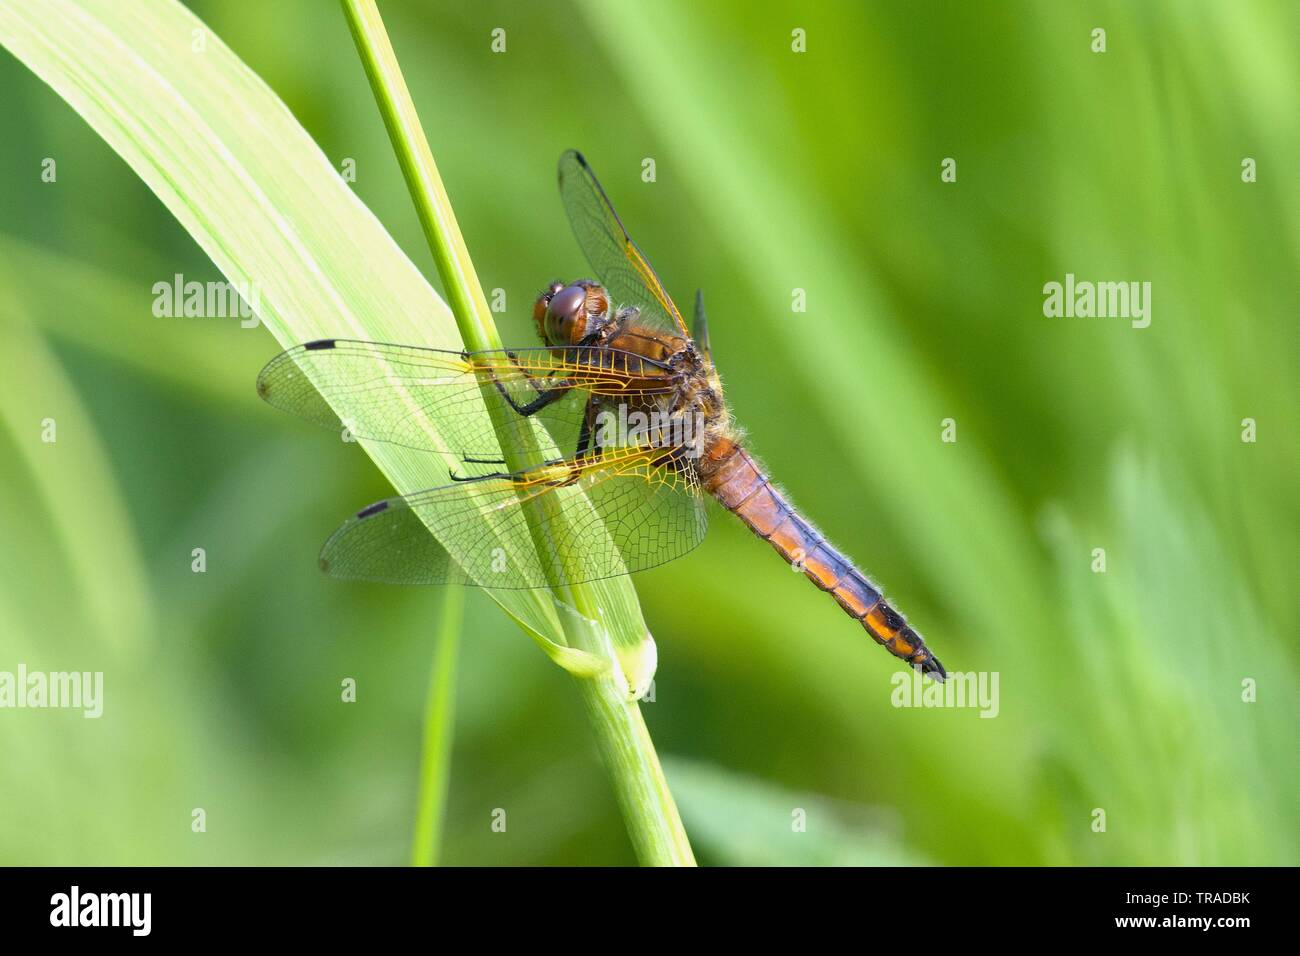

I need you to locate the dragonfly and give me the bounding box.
[257,150,946,680]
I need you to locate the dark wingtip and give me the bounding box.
[558,148,587,185]
[356,500,389,520]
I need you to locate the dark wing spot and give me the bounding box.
[357,500,390,519]
[304,339,337,351]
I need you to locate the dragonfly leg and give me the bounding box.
[455,365,591,482]
[520,397,603,488]
[452,398,599,485]
[452,383,582,472]
[495,381,571,417]
[552,403,601,487]
[487,352,573,417]
[572,396,598,459]
[448,456,571,482]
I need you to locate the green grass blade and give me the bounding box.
[0,0,692,865]
[0,0,587,671]
[341,0,498,354]
[411,588,461,867]
[339,0,692,866]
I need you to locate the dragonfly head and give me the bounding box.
[533,279,611,346]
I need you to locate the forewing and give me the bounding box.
[558,149,690,337]
[256,338,673,473]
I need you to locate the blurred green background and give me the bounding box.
[0,0,1296,865]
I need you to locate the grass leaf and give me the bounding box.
[0,0,619,674]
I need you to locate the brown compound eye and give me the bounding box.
[547,284,586,325]
[533,281,567,340]
[541,283,589,344]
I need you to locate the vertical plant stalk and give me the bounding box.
[340,0,694,865]
[411,588,462,866]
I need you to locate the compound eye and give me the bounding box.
[546,284,586,324]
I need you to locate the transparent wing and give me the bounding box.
[256,338,676,473]
[318,447,708,589]
[558,149,691,338]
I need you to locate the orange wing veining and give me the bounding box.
[557,149,692,339]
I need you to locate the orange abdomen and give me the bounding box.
[701,440,945,679]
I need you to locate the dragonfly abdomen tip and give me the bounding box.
[920,655,947,682]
